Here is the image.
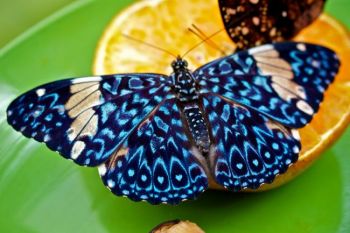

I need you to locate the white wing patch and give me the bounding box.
[71,76,102,84]
[248,44,274,55]
[249,43,315,116]
[71,140,86,159]
[296,100,314,115]
[65,80,103,159]
[36,88,46,97]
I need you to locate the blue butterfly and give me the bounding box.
[7,42,339,204]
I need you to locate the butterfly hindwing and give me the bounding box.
[219,0,326,50]
[203,94,300,190]
[195,42,340,128]
[7,74,172,166]
[99,99,208,204]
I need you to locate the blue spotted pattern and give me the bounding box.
[195,43,340,128]
[101,100,208,204]
[7,74,171,166]
[6,42,340,205]
[203,94,300,190]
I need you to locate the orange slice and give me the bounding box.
[93,0,350,191]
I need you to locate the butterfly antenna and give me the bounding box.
[189,24,226,54]
[182,9,255,57]
[181,27,226,58]
[122,33,177,59]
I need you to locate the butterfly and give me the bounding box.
[219,0,326,50]
[7,42,339,205]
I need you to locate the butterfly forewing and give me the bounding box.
[195,42,340,128]
[219,0,326,50]
[99,99,208,204]
[7,74,172,166]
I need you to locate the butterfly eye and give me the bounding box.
[184,60,188,67]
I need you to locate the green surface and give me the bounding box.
[0,0,74,48]
[0,0,349,232]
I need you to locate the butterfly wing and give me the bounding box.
[7,74,173,166]
[219,0,325,50]
[195,42,340,128]
[203,94,300,190]
[194,42,338,190]
[99,99,208,205]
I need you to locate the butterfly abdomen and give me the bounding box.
[183,104,211,153]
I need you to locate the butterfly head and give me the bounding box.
[171,56,188,72]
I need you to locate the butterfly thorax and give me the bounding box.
[171,57,211,153]
[171,58,198,102]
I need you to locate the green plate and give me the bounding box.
[0,1,349,232]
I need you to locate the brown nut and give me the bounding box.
[150,220,205,233]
